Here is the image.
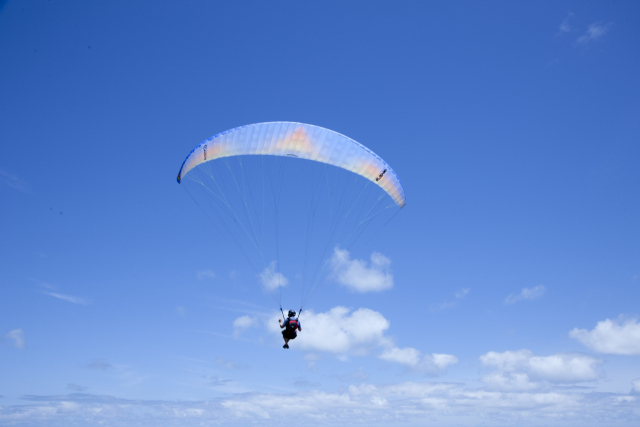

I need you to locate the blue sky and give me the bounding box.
[1,1,639,425]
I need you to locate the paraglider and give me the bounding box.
[177,122,405,347]
[279,310,301,349]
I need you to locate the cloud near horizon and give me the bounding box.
[379,347,458,375]
[569,316,640,355]
[480,349,602,390]
[3,381,638,426]
[330,247,393,293]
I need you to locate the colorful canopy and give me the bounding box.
[177,122,406,207]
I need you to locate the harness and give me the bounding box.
[281,307,302,332]
[286,318,298,332]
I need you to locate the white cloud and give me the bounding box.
[267,306,452,373]
[267,306,390,355]
[481,371,539,391]
[632,379,640,394]
[43,291,92,305]
[0,169,29,192]
[4,329,26,349]
[176,306,186,315]
[504,285,545,304]
[569,316,640,355]
[559,12,573,33]
[432,353,459,370]
[258,262,288,291]
[481,349,531,371]
[330,247,393,293]
[528,353,601,382]
[577,22,612,45]
[3,381,638,426]
[379,347,458,375]
[480,349,601,390]
[379,346,420,365]
[233,315,257,338]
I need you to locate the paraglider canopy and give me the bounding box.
[177,122,405,207]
